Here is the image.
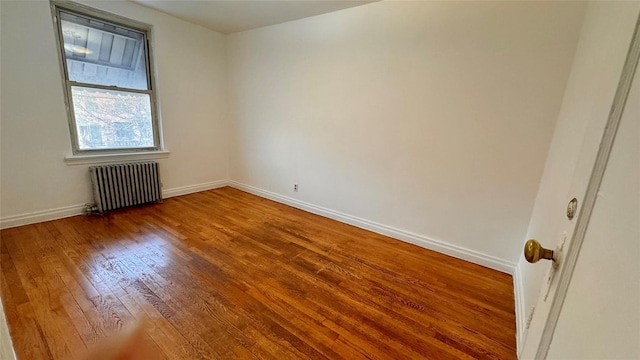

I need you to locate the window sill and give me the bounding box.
[64,150,170,166]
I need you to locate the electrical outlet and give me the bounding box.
[294,184,298,192]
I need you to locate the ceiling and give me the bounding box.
[131,0,376,34]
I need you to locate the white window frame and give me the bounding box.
[50,0,163,156]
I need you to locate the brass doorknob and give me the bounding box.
[524,239,554,263]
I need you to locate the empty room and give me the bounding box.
[1,0,638,359]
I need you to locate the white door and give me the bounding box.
[520,3,640,359]
[546,47,640,360]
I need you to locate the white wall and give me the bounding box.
[517,1,640,356]
[0,0,229,226]
[226,1,585,269]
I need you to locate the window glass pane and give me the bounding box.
[71,86,154,150]
[60,11,149,90]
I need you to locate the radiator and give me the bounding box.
[89,161,162,213]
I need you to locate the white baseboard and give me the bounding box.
[1,178,517,276]
[228,181,516,274]
[0,180,231,230]
[514,262,527,357]
[162,180,229,199]
[0,204,87,230]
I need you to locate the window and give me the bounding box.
[51,1,161,154]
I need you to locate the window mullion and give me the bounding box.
[68,81,152,95]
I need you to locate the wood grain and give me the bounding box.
[0,187,516,359]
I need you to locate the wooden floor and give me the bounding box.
[0,187,516,359]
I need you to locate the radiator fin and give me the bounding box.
[89,161,162,213]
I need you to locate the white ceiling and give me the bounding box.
[131,0,376,34]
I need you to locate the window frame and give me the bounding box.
[50,0,163,155]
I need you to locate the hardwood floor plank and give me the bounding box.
[0,240,29,306]
[118,292,200,360]
[1,187,516,359]
[15,302,55,360]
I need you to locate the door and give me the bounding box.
[520,4,640,359]
[546,46,639,359]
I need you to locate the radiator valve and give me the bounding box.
[84,203,99,215]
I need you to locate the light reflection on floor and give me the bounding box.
[83,231,173,292]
